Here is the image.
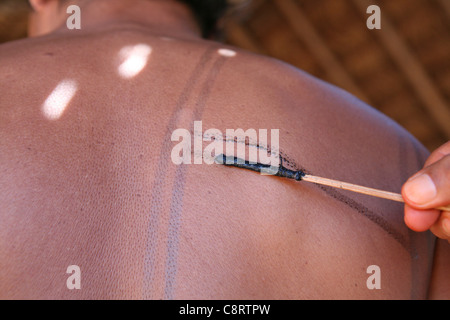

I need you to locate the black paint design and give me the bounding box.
[215,154,306,181]
[215,153,410,252]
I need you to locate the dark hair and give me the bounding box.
[22,0,230,38]
[178,0,229,38]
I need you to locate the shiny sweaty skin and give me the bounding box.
[0,4,447,299]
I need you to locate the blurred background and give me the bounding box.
[1,0,449,151]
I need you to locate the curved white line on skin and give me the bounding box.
[118,44,152,79]
[42,80,78,120]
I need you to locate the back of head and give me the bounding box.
[61,0,233,37]
[179,0,228,38]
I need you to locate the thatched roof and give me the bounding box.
[225,0,450,151]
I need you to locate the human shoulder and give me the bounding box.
[216,44,403,131]
[0,35,61,78]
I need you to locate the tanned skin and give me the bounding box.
[0,0,448,299]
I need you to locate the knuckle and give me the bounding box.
[443,155,450,180]
[437,141,450,155]
[430,155,450,182]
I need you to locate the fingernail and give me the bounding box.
[404,174,437,205]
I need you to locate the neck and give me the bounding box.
[44,0,202,39]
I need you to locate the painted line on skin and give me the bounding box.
[193,57,228,120]
[316,184,409,250]
[216,133,434,298]
[143,47,216,299]
[163,56,228,300]
[144,47,229,299]
[164,164,186,300]
[213,140,410,251]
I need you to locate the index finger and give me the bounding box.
[424,141,450,168]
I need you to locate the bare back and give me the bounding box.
[0,24,436,299]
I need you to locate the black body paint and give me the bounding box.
[215,153,410,252]
[216,136,433,299]
[215,154,306,181]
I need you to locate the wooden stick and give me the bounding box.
[302,174,450,212]
[214,155,450,212]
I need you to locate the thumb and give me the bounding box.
[402,154,450,210]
